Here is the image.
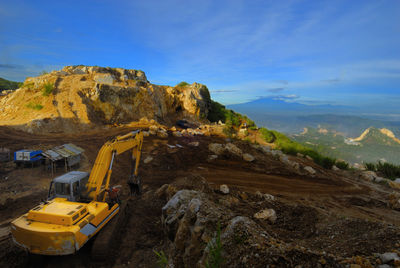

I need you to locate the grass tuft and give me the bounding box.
[26,102,43,110]
[153,250,168,268]
[42,82,54,96]
[206,223,224,268]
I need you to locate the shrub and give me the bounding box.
[206,223,224,268]
[364,162,376,171]
[176,81,189,87]
[26,102,43,110]
[376,161,400,180]
[207,100,226,123]
[42,82,54,96]
[222,125,235,138]
[335,160,349,170]
[153,250,168,268]
[259,128,275,143]
[317,156,336,169]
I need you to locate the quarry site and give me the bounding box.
[1,66,400,268]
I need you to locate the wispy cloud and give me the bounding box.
[0,64,21,69]
[267,88,285,93]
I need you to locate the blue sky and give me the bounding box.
[1,0,399,113]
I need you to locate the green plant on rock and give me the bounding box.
[42,82,54,96]
[176,81,189,87]
[153,250,168,268]
[259,127,275,143]
[26,102,43,110]
[364,162,376,171]
[335,160,349,170]
[206,223,224,268]
[376,161,400,180]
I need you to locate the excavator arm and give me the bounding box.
[83,130,143,201]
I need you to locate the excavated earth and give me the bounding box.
[1,126,400,267]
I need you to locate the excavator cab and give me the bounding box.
[47,171,89,202]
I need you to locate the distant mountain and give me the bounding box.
[351,127,400,146]
[0,77,22,91]
[292,127,400,164]
[229,97,357,116]
[227,97,400,136]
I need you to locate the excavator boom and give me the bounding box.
[84,130,143,201]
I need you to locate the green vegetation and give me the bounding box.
[40,70,49,75]
[364,162,376,171]
[335,160,349,170]
[206,223,224,268]
[153,250,168,268]
[0,77,23,91]
[42,82,54,96]
[207,100,255,128]
[259,128,275,143]
[26,102,43,110]
[176,81,189,87]
[364,161,400,180]
[258,127,339,169]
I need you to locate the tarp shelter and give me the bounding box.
[42,144,84,175]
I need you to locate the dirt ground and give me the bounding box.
[1,126,400,267]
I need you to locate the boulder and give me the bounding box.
[155,184,178,200]
[253,209,277,223]
[388,192,400,210]
[360,171,377,182]
[157,129,169,138]
[243,153,255,162]
[264,194,275,201]
[305,155,313,161]
[219,184,230,194]
[225,143,242,157]
[332,165,340,171]
[288,160,300,171]
[379,252,400,264]
[374,176,385,183]
[208,143,225,155]
[304,166,316,175]
[172,131,183,137]
[143,156,153,164]
[271,150,283,158]
[188,141,200,147]
[218,196,240,207]
[207,155,218,161]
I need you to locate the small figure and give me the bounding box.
[128,175,141,196]
[106,186,121,205]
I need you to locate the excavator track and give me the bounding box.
[91,199,131,261]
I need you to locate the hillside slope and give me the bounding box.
[0,77,22,91]
[293,127,400,164]
[0,66,211,133]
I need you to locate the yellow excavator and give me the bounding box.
[10,130,143,255]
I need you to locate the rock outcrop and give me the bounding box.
[0,65,212,133]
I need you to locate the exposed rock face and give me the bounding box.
[0,65,212,133]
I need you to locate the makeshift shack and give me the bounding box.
[42,144,84,175]
[14,149,43,167]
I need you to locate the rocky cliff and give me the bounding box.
[0,65,212,133]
